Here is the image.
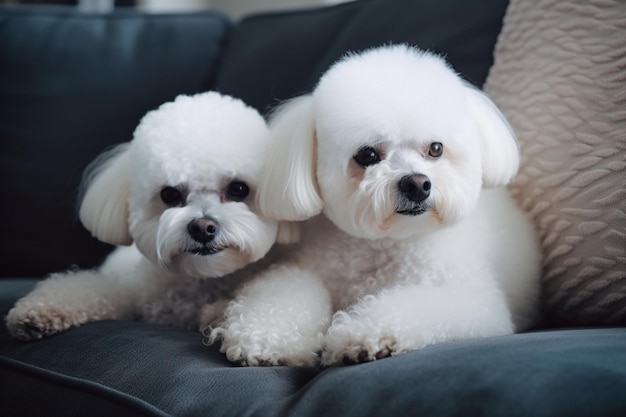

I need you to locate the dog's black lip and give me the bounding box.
[397,209,426,216]
[189,246,224,256]
[396,205,428,216]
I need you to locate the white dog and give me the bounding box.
[209,45,541,366]
[6,91,295,341]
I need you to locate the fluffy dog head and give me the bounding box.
[258,45,519,239]
[79,92,292,278]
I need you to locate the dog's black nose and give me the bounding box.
[398,174,431,203]
[187,218,219,243]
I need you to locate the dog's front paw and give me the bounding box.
[5,270,126,341]
[6,305,86,341]
[322,334,398,366]
[321,311,403,366]
[204,323,322,367]
[203,264,332,366]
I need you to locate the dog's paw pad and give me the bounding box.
[233,356,287,367]
[375,345,393,359]
[10,316,58,341]
[324,336,399,366]
[7,308,81,341]
[13,320,48,341]
[223,346,319,367]
[213,332,321,367]
[225,349,277,367]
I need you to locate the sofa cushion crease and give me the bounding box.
[0,356,171,417]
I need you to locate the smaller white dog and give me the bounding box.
[210,45,541,366]
[6,91,293,341]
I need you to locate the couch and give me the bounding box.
[1,0,625,416]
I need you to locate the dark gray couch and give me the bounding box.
[1,1,625,416]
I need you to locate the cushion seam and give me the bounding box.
[0,355,172,417]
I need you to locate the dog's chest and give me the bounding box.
[296,216,433,306]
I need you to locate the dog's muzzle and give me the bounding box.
[396,174,430,216]
[187,217,224,255]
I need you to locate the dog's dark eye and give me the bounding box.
[428,142,444,158]
[354,146,381,167]
[160,187,184,206]
[226,181,250,202]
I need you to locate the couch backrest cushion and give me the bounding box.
[214,0,510,115]
[484,0,626,326]
[0,6,231,277]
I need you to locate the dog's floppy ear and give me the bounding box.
[257,95,323,221]
[79,143,133,245]
[464,83,520,188]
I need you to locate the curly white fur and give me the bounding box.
[6,92,291,341]
[211,45,541,367]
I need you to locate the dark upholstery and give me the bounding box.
[1,1,625,416]
[0,6,231,277]
[2,280,626,417]
[215,0,508,114]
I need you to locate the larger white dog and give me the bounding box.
[6,92,293,340]
[210,45,541,366]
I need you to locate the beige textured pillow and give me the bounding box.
[484,0,626,326]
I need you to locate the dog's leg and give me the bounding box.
[321,274,514,366]
[5,269,140,341]
[199,298,230,329]
[207,264,331,366]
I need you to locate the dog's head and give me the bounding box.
[258,45,519,239]
[79,92,294,278]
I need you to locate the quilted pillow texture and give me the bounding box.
[484,0,626,325]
